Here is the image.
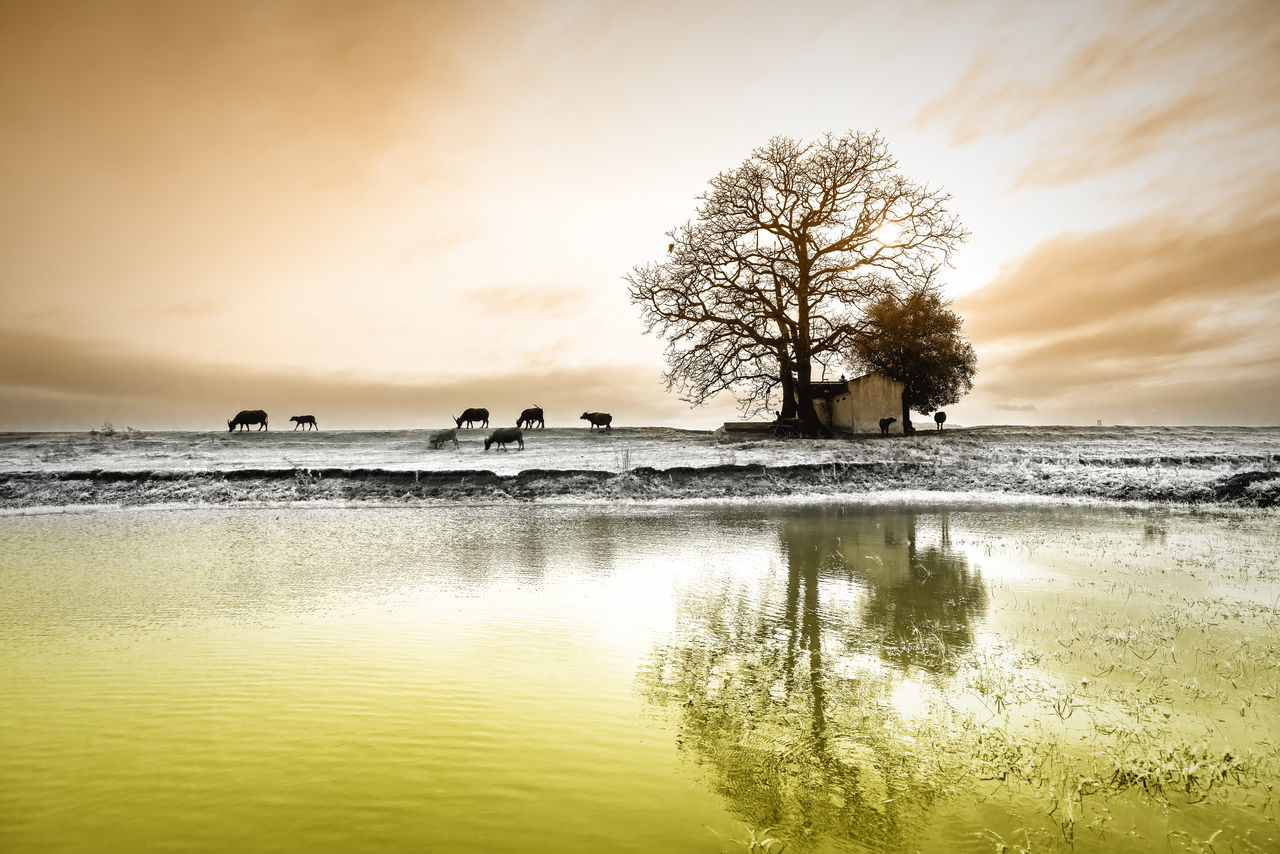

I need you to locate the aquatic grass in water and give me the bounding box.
[641,509,1280,852]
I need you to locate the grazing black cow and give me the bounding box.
[878,417,897,436]
[453,408,489,429]
[228,410,268,432]
[934,411,947,431]
[289,415,318,431]
[484,427,524,451]
[580,411,612,431]
[517,406,545,429]
[430,428,459,449]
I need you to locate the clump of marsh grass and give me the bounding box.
[706,823,788,853]
[88,420,145,440]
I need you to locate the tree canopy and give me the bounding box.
[627,131,966,435]
[849,286,977,432]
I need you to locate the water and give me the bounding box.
[1,505,1278,852]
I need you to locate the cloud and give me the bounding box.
[917,1,1280,185]
[0,0,536,311]
[961,200,1280,343]
[0,326,734,431]
[0,1,527,179]
[162,299,223,318]
[994,403,1038,412]
[464,286,587,319]
[956,196,1280,423]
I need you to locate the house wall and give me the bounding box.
[829,373,904,434]
[814,396,832,427]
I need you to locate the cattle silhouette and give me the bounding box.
[228,410,268,432]
[454,408,489,428]
[517,406,545,429]
[484,427,524,451]
[580,411,612,431]
[430,428,459,449]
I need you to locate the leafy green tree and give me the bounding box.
[850,286,976,433]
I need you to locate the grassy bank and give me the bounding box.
[1,425,1277,509]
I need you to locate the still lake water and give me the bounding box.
[2,504,1278,853]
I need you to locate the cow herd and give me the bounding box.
[225,406,615,451]
[227,410,320,432]
[442,406,615,452]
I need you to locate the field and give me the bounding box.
[1,425,1278,509]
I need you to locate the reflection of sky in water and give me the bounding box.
[1,505,1278,853]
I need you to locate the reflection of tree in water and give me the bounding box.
[641,510,987,851]
[854,515,987,674]
[443,509,636,583]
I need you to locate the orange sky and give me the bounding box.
[2,0,1278,430]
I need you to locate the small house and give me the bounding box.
[804,372,904,434]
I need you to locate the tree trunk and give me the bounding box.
[793,246,831,439]
[777,349,798,419]
[795,359,832,438]
[792,322,831,437]
[900,390,914,436]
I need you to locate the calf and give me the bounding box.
[289,415,318,431]
[453,408,489,429]
[484,427,524,451]
[517,406,545,429]
[228,409,268,432]
[429,428,459,449]
[580,411,612,431]
[878,417,897,436]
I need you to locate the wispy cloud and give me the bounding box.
[918,1,1280,185]
[957,194,1280,422]
[464,285,587,319]
[162,298,223,318]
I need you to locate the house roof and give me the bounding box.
[806,380,849,398]
[802,372,901,399]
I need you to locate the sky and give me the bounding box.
[2,0,1278,430]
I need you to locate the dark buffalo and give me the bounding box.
[934,411,947,431]
[517,406,545,429]
[878,417,897,436]
[454,408,489,429]
[229,410,268,432]
[484,427,524,451]
[580,411,612,431]
[429,428,459,450]
[289,415,318,431]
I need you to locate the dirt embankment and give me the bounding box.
[3,460,1278,508]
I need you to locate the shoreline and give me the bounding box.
[3,459,1277,510]
[5,490,1276,519]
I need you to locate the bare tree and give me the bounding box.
[631,240,798,419]
[628,131,966,436]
